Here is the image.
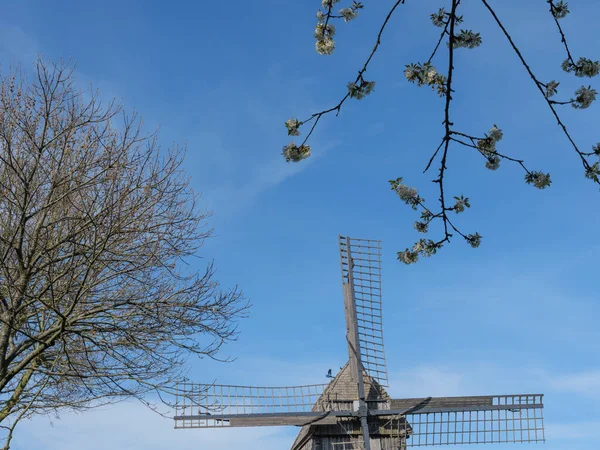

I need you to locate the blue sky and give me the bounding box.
[2,0,599,449]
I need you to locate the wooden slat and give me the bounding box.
[391,396,493,410]
[175,411,352,428]
[230,415,340,427]
[387,394,544,415]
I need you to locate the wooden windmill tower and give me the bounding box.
[174,236,545,449]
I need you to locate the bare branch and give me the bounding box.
[0,59,249,445]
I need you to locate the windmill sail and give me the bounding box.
[374,394,545,446]
[339,236,388,387]
[174,382,342,428]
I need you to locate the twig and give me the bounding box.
[299,0,406,145]
[481,0,596,179]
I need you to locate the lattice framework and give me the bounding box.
[339,236,388,387]
[174,382,329,428]
[386,394,545,447]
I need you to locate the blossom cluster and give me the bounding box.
[585,162,600,182]
[551,0,570,19]
[525,171,552,189]
[561,57,600,78]
[315,0,363,55]
[397,239,442,265]
[571,85,597,109]
[414,210,434,234]
[414,221,429,233]
[339,7,358,22]
[399,229,481,265]
[544,80,560,98]
[430,8,447,27]
[347,79,375,99]
[476,125,503,170]
[466,232,482,248]
[452,30,482,49]
[314,22,336,55]
[321,0,340,9]
[389,177,422,210]
[282,118,311,162]
[453,195,470,214]
[430,7,464,27]
[285,118,301,136]
[404,62,448,97]
[282,142,311,163]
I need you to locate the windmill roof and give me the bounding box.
[290,362,393,450]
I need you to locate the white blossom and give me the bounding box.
[314,23,335,39]
[412,240,424,253]
[478,125,502,159]
[414,221,429,233]
[584,162,600,181]
[545,80,559,98]
[347,80,375,99]
[316,11,325,22]
[285,118,301,136]
[389,177,422,210]
[562,57,600,78]
[425,67,438,84]
[315,38,335,55]
[339,7,358,22]
[466,233,482,248]
[577,58,600,77]
[525,171,552,189]
[321,0,340,8]
[453,30,482,49]
[404,65,419,83]
[282,142,311,162]
[398,250,419,264]
[477,136,496,154]
[314,21,336,55]
[431,8,446,27]
[485,155,501,171]
[395,184,419,204]
[488,125,503,142]
[571,85,597,109]
[453,195,470,213]
[552,1,570,19]
[404,63,446,96]
[411,239,441,257]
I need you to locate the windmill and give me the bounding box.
[174,236,545,449]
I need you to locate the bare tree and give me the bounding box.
[281,0,599,263]
[0,59,248,448]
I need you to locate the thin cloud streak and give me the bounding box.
[541,370,600,397]
[12,401,293,450]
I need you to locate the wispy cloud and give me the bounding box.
[161,65,345,219]
[13,401,293,450]
[541,370,600,397]
[387,361,557,400]
[185,353,346,387]
[545,420,600,440]
[387,366,465,398]
[204,137,340,218]
[0,25,39,65]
